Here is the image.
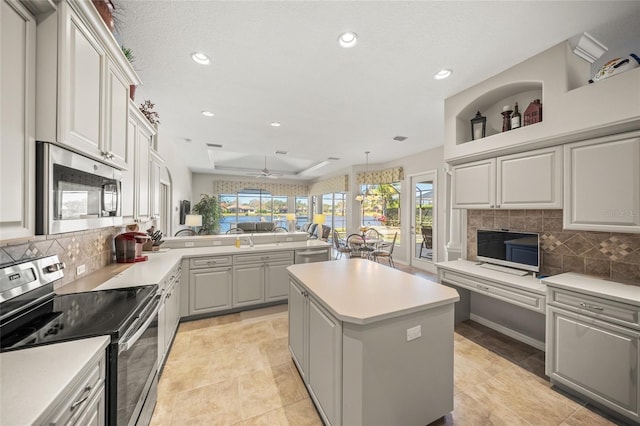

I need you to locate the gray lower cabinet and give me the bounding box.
[546,285,640,423]
[233,263,264,307]
[288,278,342,425]
[189,266,233,315]
[233,251,294,307]
[43,344,106,425]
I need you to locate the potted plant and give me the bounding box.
[139,100,160,125]
[121,46,137,100]
[191,194,224,234]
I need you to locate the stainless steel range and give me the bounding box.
[0,255,159,425]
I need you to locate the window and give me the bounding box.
[219,192,308,232]
[360,183,401,243]
[322,193,347,233]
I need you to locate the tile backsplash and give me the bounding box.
[0,227,119,289]
[467,209,640,285]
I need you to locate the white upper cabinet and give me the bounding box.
[36,0,140,169]
[104,62,130,169]
[564,132,640,233]
[452,146,562,209]
[0,0,36,240]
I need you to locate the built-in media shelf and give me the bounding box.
[445,42,640,164]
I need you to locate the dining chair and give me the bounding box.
[332,230,351,259]
[420,226,433,259]
[371,232,398,268]
[174,228,196,236]
[364,228,381,249]
[346,234,369,258]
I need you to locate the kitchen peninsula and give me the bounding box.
[287,259,460,426]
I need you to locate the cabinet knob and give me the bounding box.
[489,205,495,209]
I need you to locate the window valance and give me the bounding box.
[212,180,309,197]
[309,175,349,195]
[356,167,403,184]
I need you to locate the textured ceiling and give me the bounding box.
[115,1,640,180]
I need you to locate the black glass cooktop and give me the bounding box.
[0,285,156,351]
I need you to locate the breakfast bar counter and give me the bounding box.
[287,259,459,426]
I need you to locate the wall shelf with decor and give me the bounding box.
[445,42,640,164]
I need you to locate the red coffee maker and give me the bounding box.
[115,232,149,263]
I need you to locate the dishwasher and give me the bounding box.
[294,248,330,263]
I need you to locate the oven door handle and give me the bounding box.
[118,296,161,354]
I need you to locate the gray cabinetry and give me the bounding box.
[288,278,342,425]
[308,297,342,425]
[545,277,640,424]
[42,343,106,425]
[233,263,264,307]
[233,251,293,307]
[188,256,233,315]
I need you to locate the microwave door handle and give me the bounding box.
[118,298,161,354]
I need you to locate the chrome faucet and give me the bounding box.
[246,235,254,247]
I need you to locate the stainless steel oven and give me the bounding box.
[36,141,122,235]
[0,255,159,426]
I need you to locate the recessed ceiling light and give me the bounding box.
[191,52,211,65]
[270,122,281,127]
[275,150,288,155]
[338,31,358,48]
[393,136,408,141]
[433,69,452,80]
[201,111,214,117]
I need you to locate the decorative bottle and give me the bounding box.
[501,105,512,132]
[511,102,521,129]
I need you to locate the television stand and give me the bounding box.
[479,263,529,276]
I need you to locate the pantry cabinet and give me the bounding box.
[563,132,640,233]
[0,0,36,240]
[452,146,562,209]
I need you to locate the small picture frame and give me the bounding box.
[179,200,191,225]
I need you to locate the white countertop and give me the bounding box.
[543,273,640,306]
[57,240,330,293]
[436,259,546,295]
[0,336,110,426]
[287,259,459,325]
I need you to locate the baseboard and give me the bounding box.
[469,313,545,351]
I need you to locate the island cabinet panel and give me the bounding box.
[288,260,458,426]
[288,279,307,379]
[189,267,232,315]
[308,299,342,425]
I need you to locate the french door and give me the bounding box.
[410,172,436,272]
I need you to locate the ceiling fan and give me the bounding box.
[249,156,282,179]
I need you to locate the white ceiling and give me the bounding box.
[115,1,640,180]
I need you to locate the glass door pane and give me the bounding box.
[411,172,436,272]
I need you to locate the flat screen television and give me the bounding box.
[477,229,540,273]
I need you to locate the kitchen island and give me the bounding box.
[287,259,459,426]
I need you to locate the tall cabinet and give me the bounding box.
[121,102,156,224]
[0,0,36,240]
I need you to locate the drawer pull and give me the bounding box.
[579,302,604,311]
[476,284,490,291]
[207,261,217,265]
[70,386,92,411]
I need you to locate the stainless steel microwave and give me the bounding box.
[36,142,123,235]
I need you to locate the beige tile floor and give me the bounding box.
[151,264,621,426]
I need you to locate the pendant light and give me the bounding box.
[355,151,370,202]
